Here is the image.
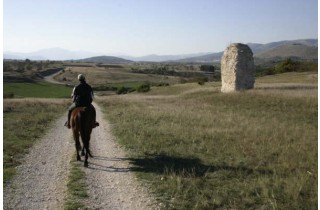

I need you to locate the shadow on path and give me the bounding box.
[87,154,273,177]
[127,154,273,177]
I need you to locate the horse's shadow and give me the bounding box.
[127,154,273,177]
[87,153,273,177]
[85,156,131,172]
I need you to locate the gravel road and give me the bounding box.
[83,103,156,209]
[4,102,157,209]
[4,114,74,209]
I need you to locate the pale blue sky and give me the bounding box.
[3,0,318,56]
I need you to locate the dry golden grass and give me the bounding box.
[97,72,317,209]
[3,99,70,183]
[55,66,180,86]
[256,71,318,84]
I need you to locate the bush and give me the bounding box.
[200,65,215,72]
[255,59,317,77]
[156,82,170,87]
[117,86,128,95]
[137,83,151,92]
[194,77,208,85]
[275,58,300,73]
[4,93,14,98]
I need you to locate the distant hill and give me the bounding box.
[248,39,317,54]
[170,39,318,63]
[254,43,318,60]
[4,48,100,61]
[4,38,317,62]
[120,52,211,62]
[76,56,133,64]
[168,52,223,63]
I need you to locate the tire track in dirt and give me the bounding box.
[83,103,157,209]
[4,114,74,210]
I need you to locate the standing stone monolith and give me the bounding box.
[220,43,255,92]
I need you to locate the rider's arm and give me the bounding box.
[71,87,76,102]
[91,91,94,99]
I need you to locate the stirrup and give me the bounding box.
[64,121,71,129]
[93,122,99,128]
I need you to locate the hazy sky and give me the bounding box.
[3,0,318,56]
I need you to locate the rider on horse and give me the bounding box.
[65,74,99,129]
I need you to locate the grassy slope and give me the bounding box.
[98,72,317,209]
[3,99,70,183]
[4,81,72,98]
[4,98,88,209]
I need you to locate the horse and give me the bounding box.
[70,106,95,167]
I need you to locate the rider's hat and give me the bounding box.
[78,74,85,81]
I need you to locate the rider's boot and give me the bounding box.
[64,110,72,129]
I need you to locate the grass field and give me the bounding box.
[3,99,70,183]
[3,81,72,98]
[97,72,317,209]
[55,66,181,86]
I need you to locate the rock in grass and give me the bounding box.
[221,43,255,92]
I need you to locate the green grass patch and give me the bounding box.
[64,157,88,210]
[97,80,317,209]
[93,81,151,94]
[3,99,69,183]
[4,81,72,98]
[256,71,318,84]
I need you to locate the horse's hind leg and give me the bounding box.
[86,140,93,157]
[87,149,93,158]
[84,153,89,167]
[81,147,85,156]
[73,130,81,161]
[83,134,91,167]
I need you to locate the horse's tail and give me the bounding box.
[79,107,93,157]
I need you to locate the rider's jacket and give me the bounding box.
[72,81,93,107]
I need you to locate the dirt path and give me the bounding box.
[43,69,65,85]
[83,103,156,209]
[4,114,74,209]
[4,102,157,209]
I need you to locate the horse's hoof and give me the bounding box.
[84,162,88,167]
[77,156,81,161]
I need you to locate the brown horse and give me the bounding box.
[70,107,95,167]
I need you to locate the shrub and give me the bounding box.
[200,65,215,72]
[137,83,151,92]
[4,93,14,98]
[275,58,300,73]
[156,82,170,87]
[117,87,130,94]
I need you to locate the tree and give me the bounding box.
[200,65,215,72]
[275,58,300,73]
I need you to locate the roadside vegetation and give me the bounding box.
[255,59,317,77]
[97,72,317,209]
[64,156,88,210]
[3,99,69,183]
[4,81,72,98]
[3,58,318,209]
[3,84,89,209]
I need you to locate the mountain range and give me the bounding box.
[4,39,317,63]
[172,39,317,63]
[4,48,101,61]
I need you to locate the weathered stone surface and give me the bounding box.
[221,43,255,92]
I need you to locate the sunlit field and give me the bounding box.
[97,72,317,209]
[3,99,70,183]
[54,65,182,86]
